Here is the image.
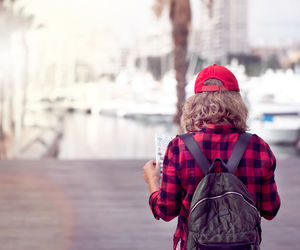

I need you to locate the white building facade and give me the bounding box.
[191,0,248,64]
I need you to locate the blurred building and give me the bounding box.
[252,42,300,70]
[134,15,173,79]
[190,0,249,64]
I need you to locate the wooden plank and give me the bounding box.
[0,159,298,250]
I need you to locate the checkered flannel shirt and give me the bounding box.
[149,124,281,250]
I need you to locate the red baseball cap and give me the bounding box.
[194,64,240,93]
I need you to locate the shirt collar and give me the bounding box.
[195,124,238,134]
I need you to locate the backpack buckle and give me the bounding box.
[209,158,229,174]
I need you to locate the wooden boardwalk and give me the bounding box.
[0,158,298,250]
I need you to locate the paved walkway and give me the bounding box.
[0,158,298,250]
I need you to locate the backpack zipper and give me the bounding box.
[190,191,260,217]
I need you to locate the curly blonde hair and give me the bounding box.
[181,79,248,132]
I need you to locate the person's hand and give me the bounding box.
[143,160,160,193]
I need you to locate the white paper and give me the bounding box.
[155,134,174,175]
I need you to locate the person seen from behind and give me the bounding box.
[143,64,281,250]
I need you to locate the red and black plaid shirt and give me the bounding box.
[149,124,281,250]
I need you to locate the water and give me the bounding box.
[58,113,300,160]
[58,113,178,159]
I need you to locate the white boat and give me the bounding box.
[250,117,300,145]
[249,102,300,145]
[244,69,300,145]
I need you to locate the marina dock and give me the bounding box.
[0,158,298,250]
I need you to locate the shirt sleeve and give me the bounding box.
[149,138,183,222]
[260,145,281,220]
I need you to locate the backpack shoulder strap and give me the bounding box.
[178,133,210,175]
[226,132,253,174]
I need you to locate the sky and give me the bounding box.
[248,0,300,46]
[18,0,300,47]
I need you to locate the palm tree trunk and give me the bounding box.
[170,0,191,125]
[0,80,7,159]
[20,30,29,128]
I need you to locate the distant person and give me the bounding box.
[143,64,280,250]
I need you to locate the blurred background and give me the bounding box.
[0,0,300,160]
[0,1,300,250]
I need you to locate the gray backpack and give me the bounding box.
[179,133,261,250]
